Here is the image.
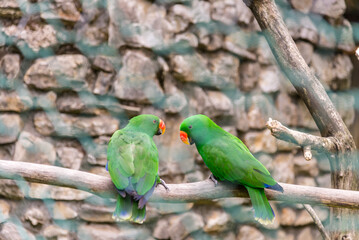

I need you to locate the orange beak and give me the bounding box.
[159,119,166,135]
[180,131,190,145]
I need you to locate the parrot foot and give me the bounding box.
[209,174,218,187]
[158,179,170,192]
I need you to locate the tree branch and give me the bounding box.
[245,0,353,141]
[303,204,330,240]
[1,160,359,209]
[266,118,337,153]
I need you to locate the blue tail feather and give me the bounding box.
[265,183,283,193]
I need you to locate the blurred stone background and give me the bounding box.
[0,0,358,239]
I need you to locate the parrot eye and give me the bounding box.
[189,125,192,129]
[153,120,157,124]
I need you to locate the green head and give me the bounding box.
[179,114,219,146]
[126,114,166,136]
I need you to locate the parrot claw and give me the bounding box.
[209,174,218,187]
[158,179,170,192]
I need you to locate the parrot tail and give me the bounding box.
[245,186,274,225]
[112,195,146,224]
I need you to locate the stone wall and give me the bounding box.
[0,0,356,239]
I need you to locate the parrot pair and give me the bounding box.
[107,114,283,224]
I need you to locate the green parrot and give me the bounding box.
[179,114,283,225]
[106,114,168,223]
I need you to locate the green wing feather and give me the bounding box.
[198,135,277,188]
[107,130,159,195]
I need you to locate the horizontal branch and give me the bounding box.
[266,118,337,153]
[1,160,359,209]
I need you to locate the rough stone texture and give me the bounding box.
[336,19,356,52]
[239,61,260,92]
[237,225,265,240]
[93,71,114,95]
[297,226,314,240]
[43,225,70,240]
[243,129,277,154]
[206,90,234,117]
[13,131,56,165]
[296,176,317,186]
[113,50,164,104]
[258,66,281,93]
[331,54,353,91]
[293,155,319,177]
[171,52,239,89]
[223,31,257,60]
[311,0,346,19]
[0,113,23,144]
[24,207,47,227]
[3,24,57,52]
[24,55,90,90]
[163,74,188,114]
[29,183,91,200]
[271,153,295,184]
[56,146,84,170]
[52,202,78,220]
[296,41,314,65]
[77,224,122,240]
[290,0,313,13]
[40,0,81,22]
[0,199,10,222]
[85,136,110,166]
[247,94,275,129]
[0,179,24,199]
[195,25,223,51]
[311,52,353,91]
[279,207,296,226]
[233,96,249,132]
[204,210,232,233]
[168,212,204,240]
[0,222,36,240]
[108,0,167,48]
[0,54,21,80]
[79,204,114,223]
[34,111,119,137]
[56,92,115,115]
[92,56,118,73]
[0,0,21,18]
[275,93,298,127]
[153,218,170,239]
[211,0,239,25]
[285,13,318,44]
[0,90,32,112]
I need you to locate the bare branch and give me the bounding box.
[303,204,330,240]
[1,160,359,209]
[266,118,337,153]
[246,0,353,140]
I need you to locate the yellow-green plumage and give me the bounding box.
[180,114,283,225]
[107,114,164,223]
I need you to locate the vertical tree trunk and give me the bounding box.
[243,0,359,239]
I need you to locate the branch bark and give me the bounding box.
[303,204,331,240]
[244,0,358,238]
[266,118,336,153]
[2,160,359,209]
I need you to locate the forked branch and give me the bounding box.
[266,118,337,153]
